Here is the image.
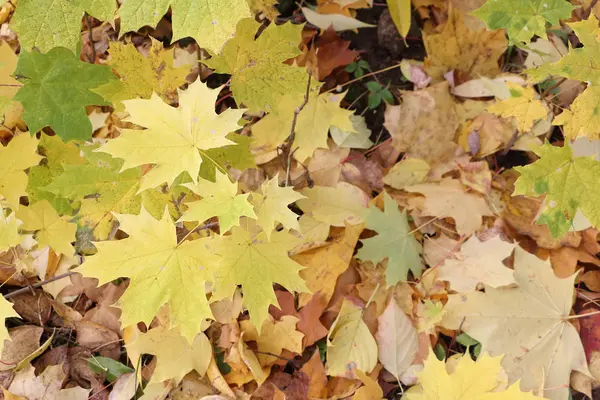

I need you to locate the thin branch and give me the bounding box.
[283,72,312,186]
[0,84,22,87]
[4,271,77,300]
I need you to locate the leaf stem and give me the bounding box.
[4,270,77,299]
[564,310,600,320]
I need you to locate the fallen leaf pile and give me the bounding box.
[1,0,600,399]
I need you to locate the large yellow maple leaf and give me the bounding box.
[212,225,309,330]
[251,90,356,161]
[0,134,43,210]
[96,79,245,192]
[93,38,191,111]
[442,247,589,400]
[79,208,217,342]
[203,18,307,112]
[487,83,548,133]
[405,349,543,399]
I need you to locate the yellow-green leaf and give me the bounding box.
[0,134,43,210]
[386,0,411,37]
[487,83,548,133]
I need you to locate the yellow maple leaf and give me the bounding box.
[442,247,589,400]
[0,296,18,358]
[16,200,76,256]
[79,207,216,342]
[487,83,548,133]
[252,90,356,161]
[353,370,384,400]
[240,315,304,364]
[203,18,306,112]
[0,208,19,252]
[180,171,256,234]
[0,42,20,117]
[553,85,600,140]
[248,0,279,19]
[0,134,43,210]
[93,38,191,111]
[327,298,377,378]
[212,225,309,330]
[96,78,245,192]
[253,174,305,240]
[297,183,368,227]
[405,349,543,399]
[423,7,507,81]
[125,325,211,383]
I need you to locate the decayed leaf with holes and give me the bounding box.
[180,171,256,234]
[252,89,356,161]
[356,191,422,286]
[472,0,575,44]
[16,200,76,256]
[126,325,211,383]
[513,141,600,238]
[487,83,548,133]
[118,0,251,53]
[0,42,19,117]
[253,175,305,240]
[0,134,43,209]
[442,247,589,400]
[96,79,244,192]
[437,235,516,292]
[327,298,377,378]
[405,349,543,399]
[79,208,217,342]
[10,0,115,52]
[212,225,309,330]
[423,7,507,81]
[203,18,307,112]
[14,48,116,141]
[406,178,494,236]
[240,315,304,364]
[93,38,191,111]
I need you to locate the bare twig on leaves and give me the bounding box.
[4,270,78,300]
[282,71,312,186]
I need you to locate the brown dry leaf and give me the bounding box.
[352,370,383,400]
[437,235,516,292]
[458,161,492,195]
[240,315,304,365]
[384,82,459,167]
[308,141,349,187]
[300,351,328,399]
[295,223,364,308]
[423,6,507,82]
[297,294,329,347]
[406,178,494,236]
[423,233,460,268]
[549,246,579,279]
[8,364,66,400]
[0,326,43,370]
[457,113,515,157]
[355,261,414,317]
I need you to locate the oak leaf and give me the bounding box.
[441,247,589,400]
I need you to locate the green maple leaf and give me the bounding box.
[180,171,256,234]
[213,225,309,329]
[513,141,600,237]
[118,0,251,53]
[203,18,307,112]
[14,48,116,142]
[27,134,86,216]
[356,191,423,286]
[198,133,256,181]
[472,0,575,45]
[79,208,216,342]
[11,0,116,52]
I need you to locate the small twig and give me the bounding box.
[4,271,77,300]
[177,221,219,245]
[500,130,519,156]
[541,77,566,98]
[283,72,312,186]
[0,84,23,87]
